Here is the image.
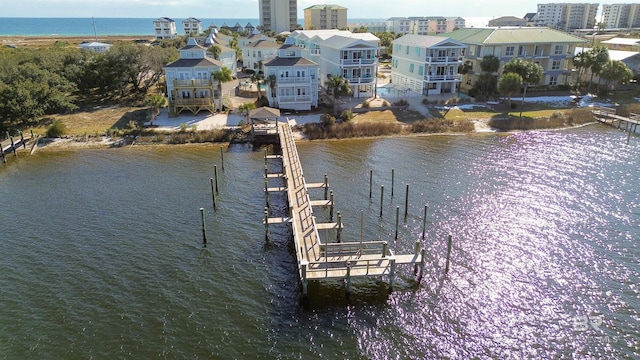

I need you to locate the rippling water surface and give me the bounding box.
[0,126,638,358]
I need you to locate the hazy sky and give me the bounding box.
[2,0,625,18]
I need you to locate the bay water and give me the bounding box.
[0,126,638,358]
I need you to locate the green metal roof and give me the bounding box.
[440,27,587,45]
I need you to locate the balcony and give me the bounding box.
[425,56,460,63]
[424,74,462,82]
[341,58,376,65]
[172,98,214,106]
[174,79,213,87]
[345,76,375,84]
[277,76,314,84]
[278,96,312,103]
[309,49,321,55]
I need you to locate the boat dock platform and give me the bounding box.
[260,122,426,296]
[592,106,639,143]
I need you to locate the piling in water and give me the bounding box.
[200,208,207,245]
[445,234,453,274]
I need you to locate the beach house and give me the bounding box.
[391,35,466,95]
[242,39,281,73]
[163,38,222,116]
[154,17,178,40]
[442,27,587,91]
[263,43,320,110]
[182,17,203,35]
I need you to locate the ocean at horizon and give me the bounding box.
[0,17,492,37]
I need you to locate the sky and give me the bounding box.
[1,0,630,19]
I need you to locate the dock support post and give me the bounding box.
[445,234,453,274]
[337,212,342,242]
[394,206,399,241]
[264,165,268,179]
[369,170,373,199]
[264,179,269,206]
[214,165,219,194]
[404,184,409,221]
[301,262,308,297]
[628,125,632,145]
[422,205,428,240]
[323,174,328,200]
[1,146,5,163]
[382,241,388,257]
[418,248,426,281]
[389,258,396,292]
[379,185,384,217]
[264,147,268,165]
[220,146,224,170]
[20,131,25,149]
[264,207,269,240]
[391,168,395,197]
[329,190,334,220]
[345,262,352,294]
[200,208,207,245]
[10,136,16,156]
[210,178,217,210]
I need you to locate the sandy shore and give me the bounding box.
[1,35,154,47]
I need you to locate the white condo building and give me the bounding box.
[259,0,298,33]
[182,17,203,35]
[536,3,598,31]
[602,3,640,29]
[154,17,178,40]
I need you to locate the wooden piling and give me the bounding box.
[329,190,334,220]
[210,178,217,210]
[404,184,409,220]
[379,185,384,217]
[20,131,25,149]
[391,168,395,197]
[422,205,428,240]
[382,241,388,257]
[200,208,207,244]
[1,145,5,163]
[345,262,352,294]
[389,259,396,292]
[10,136,16,156]
[337,212,342,242]
[323,174,328,200]
[265,179,269,206]
[264,207,269,240]
[369,170,373,199]
[394,206,399,240]
[445,234,453,274]
[220,146,224,170]
[214,165,219,194]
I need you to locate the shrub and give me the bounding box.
[340,109,354,122]
[393,99,409,106]
[179,123,188,133]
[383,100,390,107]
[362,99,370,108]
[46,120,66,138]
[321,113,336,128]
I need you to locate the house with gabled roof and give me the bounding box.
[441,27,587,90]
[163,38,223,116]
[182,17,202,35]
[241,39,281,72]
[203,33,238,75]
[391,35,466,95]
[263,44,320,110]
[154,17,177,40]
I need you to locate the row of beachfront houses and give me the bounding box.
[154,17,257,40]
[162,26,598,116]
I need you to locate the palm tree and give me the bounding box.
[600,60,633,93]
[573,50,591,86]
[237,102,256,125]
[207,45,221,60]
[503,58,543,117]
[497,72,522,109]
[211,66,233,112]
[265,74,277,100]
[326,75,352,115]
[588,46,609,92]
[145,94,167,124]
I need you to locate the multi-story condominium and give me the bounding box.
[488,16,527,27]
[182,17,202,35]
[241,39,281,72]
[304,4,347,30]
[259,0,298,33]
[536,3,598,31]
[386,17,465,35]
[386,17,411,34]
[289,29,380,97]
[263,43,320,110]
[391,35,466,95]
[347,21,387,33]
[445,17,466,32]
[163,38,223,116]
[442,27,587,90]
[153,17,178,40]
[602,3,640,29]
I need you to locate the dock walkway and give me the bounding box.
[592,107,640,142]
[263,123,425,296]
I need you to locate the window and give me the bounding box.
[505,46,515,56]
[549,76,558,85]
[415,47,421,56]
[409,64,414,73]
[554,45,563,54]
[551,60,561,70]
[418,65,423,75]
[406,46,409,54]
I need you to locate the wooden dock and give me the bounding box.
[262,123,425,296]
[0,131,35,164]
[592,107,640,143]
